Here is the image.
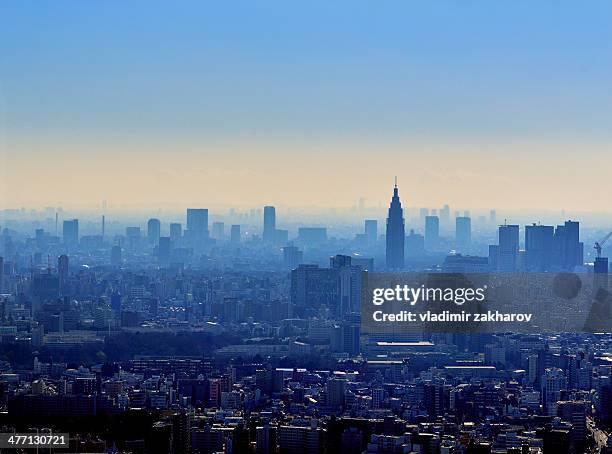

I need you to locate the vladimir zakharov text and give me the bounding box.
[372,310,533,323]
[372,284,486,306]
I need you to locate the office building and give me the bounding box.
[364,220,377,243]
[230,224,241,244]
[169,222,182,241]
[455,216,471,252]
[186,208,209,239]
[385,181,405,269]
[147,218,161,246]
[525,224,554,271]
[498,224,519,272]
[62,219,79,246]
[263,206,276,243]
[212,221,224,240]
[552,220,584,270]
[58,254,69,296]
[425,216,439,252]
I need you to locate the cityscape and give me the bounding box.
[3,1,612,453]
[0,183,611,453]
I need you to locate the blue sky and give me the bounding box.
[1,1,611,209]
[2,0,611,139]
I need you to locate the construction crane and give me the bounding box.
[594,231,612,258]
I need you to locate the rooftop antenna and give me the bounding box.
[394,176,397,188]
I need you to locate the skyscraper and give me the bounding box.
[212,221,225,240]
[425,216,440,251]
[552,220,584,271]
[186,208,209,239]
[263,206,276,243]
[230,224,241,244]
[455,216,471,252]
[385,181,405,270]
[525,224,554,271]
[169,222,182,241]
[364,220,377,243]
[62,219,79,246]
[58,254,69,296]
[498,224,520,272]
[147,218,161,246]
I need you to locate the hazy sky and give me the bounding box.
[1,1,611,211]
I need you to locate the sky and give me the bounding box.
[0,1,611,211]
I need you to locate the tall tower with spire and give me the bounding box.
[386,178,405,269]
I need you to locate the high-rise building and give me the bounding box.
[62,219,79,246]
[440,204,450,227]
[230,224,241,244]
[542,367,567,415]
[0,256,3,293]
[425,216,440,252]
[169,222,182,241]
[256,424,278,454]
[594,256,609,291]
[125,227,141,250]
[186,208,209,239]
[147,218,161,246]
[364,220,377,243]
[552,220,584,270]
[263,206,276,243]
[58,254,69,296]
[327,378,347,408]
[525,224,554,271]
[455,216,471,252]
[212,221,224,240]
[385,181,405,269]
[331,255,362,316]
[498,224,520,272]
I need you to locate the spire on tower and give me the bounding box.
[394,176,397,188]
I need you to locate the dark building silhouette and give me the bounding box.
[425,216,440,252]
[147,218,161,246]
[263,206,276,243]
[58,254,69,296]
[525,224,554,271]
[364,220,377,243]
[497,224,519,272]
[552,220,584,270]
[455,216,471,252]
[186,208,209,240]
[385,181,405,270]
[230,224,241,244]
[62,219,79,246]
[169,222,182,241]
